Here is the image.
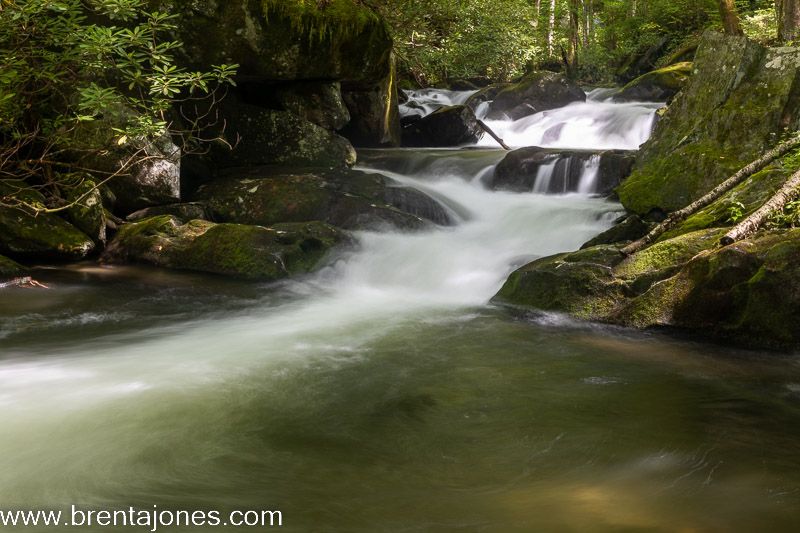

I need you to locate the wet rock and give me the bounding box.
[193,167,453,231]
[581,216,650,248]
[127,202,210,222]
[614,62,693,103]
[464,84,506,112]
[486,72,585,120]
[402,105,482,147]
[103,216,346,281]
[0,183,95,260]
[340,66,402,147]
[490,147,636,195]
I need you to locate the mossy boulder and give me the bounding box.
[581,215,650,248]
[127,202,210,223]
[193,167,453,231]
[493,246,627,320]
[402,105,482,147]
[0,255,26,277]
[65,177,107,244]
[340,63,402,147]
[618,31,800,216]
[207,100,357,170]
[0,182,95,260]
[102,216,345,280]
[65,106,181,215]
[486,71,585,120]
[151,0,392,86]
[614,62,693,102]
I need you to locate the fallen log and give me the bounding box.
[0,276,49,289]
[622,135,800,255]
[476,119,511,151]
[720,168,800,245]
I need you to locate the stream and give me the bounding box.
[2,92,800,531]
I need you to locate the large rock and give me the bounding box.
[193,167,453,231]
[151,0,393,85]
[207,100,357,170]
[486,71,585,120]
[402,105,482,147]
[0,183,95,260]
[272,81,351,131]
[66,106,180,215]
[614,62,693,102]
[102,216,345,281]
[489,147,636,195]
[340,63,402,147]
[65,177,107,244]
[0,255,26,277]
[618,31,800,216]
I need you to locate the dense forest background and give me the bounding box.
[370,0,778,85]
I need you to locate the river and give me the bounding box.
[1,91,800,531]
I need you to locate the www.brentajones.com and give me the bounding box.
[0,506,282,530]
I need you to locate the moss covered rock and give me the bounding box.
[0,254,26,277]
[0,182,95,260]
[614,62,693,103]
[618,31,800,216]
[65,177,107,244]
[486,71,585,120]
[102,216,345,280]
[194,167,453,231]
[340,62,402,147]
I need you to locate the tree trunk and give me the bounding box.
[548,0,556,57]
[721,168,800,245]
[718,0,744,35]
[777,0,800,41]
[534,0,542,29]
[567,0,581,73]
[622,135,800,255]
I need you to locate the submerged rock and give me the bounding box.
[193,167,453,231]
[486,71,585,120]
[103,216,345,281]
[490,147,636,195]
[614,62,693,103]
[0,182,95,260]
[402,105,482,147]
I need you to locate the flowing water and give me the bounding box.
[2,94,800,532]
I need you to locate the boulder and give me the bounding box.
[65,177,107,244]
[193,167,453,231]
[581,215,651,249]
[66,107,181,215]
[127,202,210,222]
[0,183,95,260]
[273,81,351,131]
[340,57,401,147]
[618,31,800,215]
[490,147,636,195]
[614,62,693,102]
[0,255,26,277]
[150,0,393,86]
[102,216,345,281]
[464,84,506,112]
[486,72,585,120]
[207,100,357,170]
[402,105,483,147]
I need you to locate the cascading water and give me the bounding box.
[399,88,478,119]
[3,95,800,532]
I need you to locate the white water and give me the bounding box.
[401,86,661,151]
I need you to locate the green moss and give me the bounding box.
[613,228,722,280]
[619,61,693,93]
[262,0,384,44]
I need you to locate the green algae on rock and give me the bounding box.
[614,62,693,102]
[102,216,345,280]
